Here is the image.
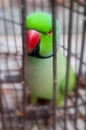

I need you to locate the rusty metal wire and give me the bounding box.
[50,0,57,129]
[64,1,74,130]
[74,1,86,129]
[0,0,86,130]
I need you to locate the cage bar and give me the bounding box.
[0,0,86,130]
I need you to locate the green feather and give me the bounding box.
[26,12,60,57]
[40,33,53,56]
[25,12,76,107]
[27,50,75,107]
[26,12,52,33]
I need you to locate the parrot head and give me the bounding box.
[25,12,60,58]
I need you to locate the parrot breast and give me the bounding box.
[27,50,66,100]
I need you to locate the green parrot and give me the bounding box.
[25,12,76,107]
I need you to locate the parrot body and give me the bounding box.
[25,12,75,107]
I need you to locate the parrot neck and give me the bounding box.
[28,45,60,59]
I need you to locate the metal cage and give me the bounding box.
[0,0,86,130]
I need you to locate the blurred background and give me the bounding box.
[0,0,86,130]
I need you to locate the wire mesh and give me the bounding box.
[0,0,86,130]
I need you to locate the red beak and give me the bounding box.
[26,30,40,53]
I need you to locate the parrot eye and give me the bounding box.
[47,30,52,36]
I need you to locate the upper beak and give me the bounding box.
[26,30,40,53]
